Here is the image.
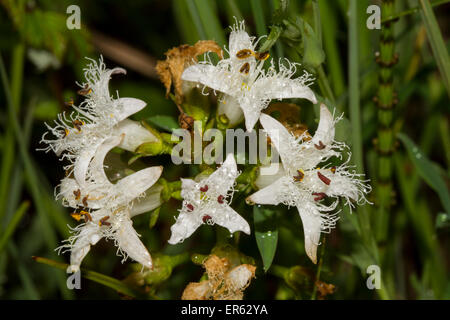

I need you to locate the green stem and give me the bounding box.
[310,237,325,300]
[317,65,336,105]
[381,0,450,24]
[374,0,398,242]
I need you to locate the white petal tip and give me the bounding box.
[112,67,127,75]
[67,265,80,273]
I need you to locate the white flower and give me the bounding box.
[57,134,163,272]
[181,20,317,131]
[168,153,250,244]
[247,105,371,263]
[40,57,157,187]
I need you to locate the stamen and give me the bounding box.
[312,192,327,201]
[72,120,84,132]
[70,212,82,221]
[255,51,269,61]
[64,98,74,107]
[202,215,212,223]
[314,140,326,150]
[317,171,331,185]
[80,210,92,222]
[77,84,92,96]
[217,195,224,204]
[64,128,70,137]
[82,195,88,207]
[186,203,194,212]
[99,216,111,226]
[293,169,305,182]
[200,185,209,192]
[236,49,253,59]
[330,166,336,174]
[73,189,81,200]
[239,62,250,74]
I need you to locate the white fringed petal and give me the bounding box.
[129,184,163,218]
[254,163,285,189]
[74,146,99,186]
[206,153,238,195]
[67,223,102,273]
[217,95,244,126]
[89,135,123,185]
[297,205,323,264]
[212,206,250,235]
[259,113,296,169]
[241,101,261,132]
[228,20,256,57]
[116,166,163,201]
[252,76,317,104]
[182,64,233,95]
[168,211,203,245]
[114,217,152,269]
[113,98,147,123]
[312,104,335,146]
[116,119,158,152]
[246,177,286,205]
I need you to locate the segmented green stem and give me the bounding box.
[374,0,398,242]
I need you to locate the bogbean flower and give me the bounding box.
[247,105,371,263]
[40,57,157,186]
[168,153,250,244]
[57,134,163,272]
[181,20,317,131]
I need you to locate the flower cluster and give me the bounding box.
[41,57,163,272]
[43,19,371,281]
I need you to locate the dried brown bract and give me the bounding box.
[156,40,223,104]
[181,254,256,300]
[315,280,336,299]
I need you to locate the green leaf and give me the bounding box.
[253,205,279,272]
[146,115,179,132]
[398,133,450,216]
[33,256,149,299]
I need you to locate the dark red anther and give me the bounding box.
[314,140,326,150]
[331,166,336,174]
[82,195,88,207]
[312,192,327,201]
[217,195,225,204]
[202,215,212,223]
[186,203,194,212]
[317,171,331,185]
[200,185,209,192]
[293,170,305,182]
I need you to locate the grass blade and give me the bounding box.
[250,0,267,37]
[419,0,450,98]
[0,201,29,254]
[33,256,151,299]
[193,0,226,45]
